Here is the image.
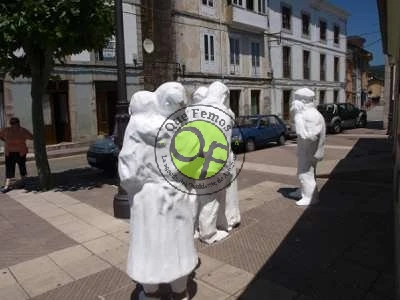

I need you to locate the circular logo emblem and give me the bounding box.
[170,120,228,180]
[155,104,245,195]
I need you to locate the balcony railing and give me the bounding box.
[230,64,240,75]
[227,5,268,32]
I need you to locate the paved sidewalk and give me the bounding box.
[0,129,394,300]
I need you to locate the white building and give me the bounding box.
[268,0,349,121]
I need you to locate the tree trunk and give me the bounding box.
[30,49,53,190]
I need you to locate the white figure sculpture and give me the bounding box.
[119,82,197,300]
[290,88,326,206]
[190,81,238,244]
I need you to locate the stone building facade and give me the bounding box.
[141,0,272,117]
[142,1,349,121]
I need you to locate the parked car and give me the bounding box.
[231,115,288,152]
[317,103,367,134]
[87,135,119,173]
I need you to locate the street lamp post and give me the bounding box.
[113,0,130,219]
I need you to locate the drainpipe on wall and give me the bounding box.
[220,0,224,82]
[266,0,276,116]
[113,0,130,219]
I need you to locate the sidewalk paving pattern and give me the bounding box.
[0,128,394,299]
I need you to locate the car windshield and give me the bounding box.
[234,117,259,128]
[317,104,337,114]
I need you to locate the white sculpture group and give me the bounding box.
[118,82,324,299]
[119,81,240,300]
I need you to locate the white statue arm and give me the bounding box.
[118,117,143,195]
[133,114,168,146]
[119,113,172,196]
[294,114,310,140]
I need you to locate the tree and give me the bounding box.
[0,0,114,190]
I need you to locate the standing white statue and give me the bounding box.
[190,81,238,243]
[119,82,197,300]
[290,88,326,206]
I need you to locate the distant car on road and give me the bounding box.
[87,136,119,173]
[232,115,288,152]
[317,103,367,134]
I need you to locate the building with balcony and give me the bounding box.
[268,0,349,122]
[141,0,272,117]
[345,36,373,108]
[0,0,143,145]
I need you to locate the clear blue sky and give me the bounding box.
[331,0,383,66]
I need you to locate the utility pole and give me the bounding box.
[113,0,130,219]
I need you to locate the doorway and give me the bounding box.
[230,90,240,118]
[95,81,117,136]
[44,81,71,145]
[334,90,339,104]
[282,90,291,121]
[319,90,326,104]
[251,90,260,115]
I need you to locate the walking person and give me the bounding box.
[0,117,33,193]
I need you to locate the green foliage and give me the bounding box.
[0,0,115,77]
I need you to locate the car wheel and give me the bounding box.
[332,121,342,134]
[277,134,286,145]
[358,117,367,128]
[245,139,256,152]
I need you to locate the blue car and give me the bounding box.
[87,135,119,173]
[231,115,288,152]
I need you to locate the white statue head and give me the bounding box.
[204,81,230,106]
[291,88,315,114]
[192,86,208,104]
[154,82,187,116]
[129,91,157,115]
[294,88,315,103]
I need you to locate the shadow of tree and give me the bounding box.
[20,167,118,192]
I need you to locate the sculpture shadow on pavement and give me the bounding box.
[237,137,395,299]
[277,187,301,200]
[129,272,198,300]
